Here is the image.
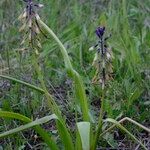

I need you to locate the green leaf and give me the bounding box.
[0,111,59,150]
[0,114,57,138]
[0,75,44,94]
[0,111,74,150]
[77,122,90,150]
[37,19,90,121]
[0,110,31,122]
[56,121,74,150]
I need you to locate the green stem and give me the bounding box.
[92,31,106,150]
[6,47,10,74]
[32,53,62,120]
[92,89,105,150]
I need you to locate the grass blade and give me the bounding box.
[0,75,44,93]
[0,114,57,138]
[56,121,74,150]
[0,111,59,150]
[0,111,74,150]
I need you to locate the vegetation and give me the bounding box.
[0,0,150,149]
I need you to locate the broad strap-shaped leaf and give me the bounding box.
[0,111,59,150]
[37,18,90,121]
[0,111,74,150]
[0,114,57,138]
[0,111,72,150]
[77,122,90,150]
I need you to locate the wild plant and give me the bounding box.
[0,0,150,150]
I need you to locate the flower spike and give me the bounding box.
[90,26,113,88]
[95,26,105,38]
[18,0,45,52]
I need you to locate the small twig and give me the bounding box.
[100,117,150,137]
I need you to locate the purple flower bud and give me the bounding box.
[95,26,105,38]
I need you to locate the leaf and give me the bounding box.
[0,111,59,150]
[0,111,31,122]
[0,111,74,150]
[37,18,90,121]
[0,75,44,94]
[77,122,90,150]
[0,114,57,138]
[56,120,74,150]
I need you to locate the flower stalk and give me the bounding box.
[19,0,62,118]
[90,27,112,149]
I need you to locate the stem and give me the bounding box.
[32,53,62,120]
[92,89,105,150]
[100,36,105,90]
[92,36,106,150]
[6,47,10,74]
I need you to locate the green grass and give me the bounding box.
[0,0,150,149]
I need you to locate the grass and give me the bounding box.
[0,0,150,149]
